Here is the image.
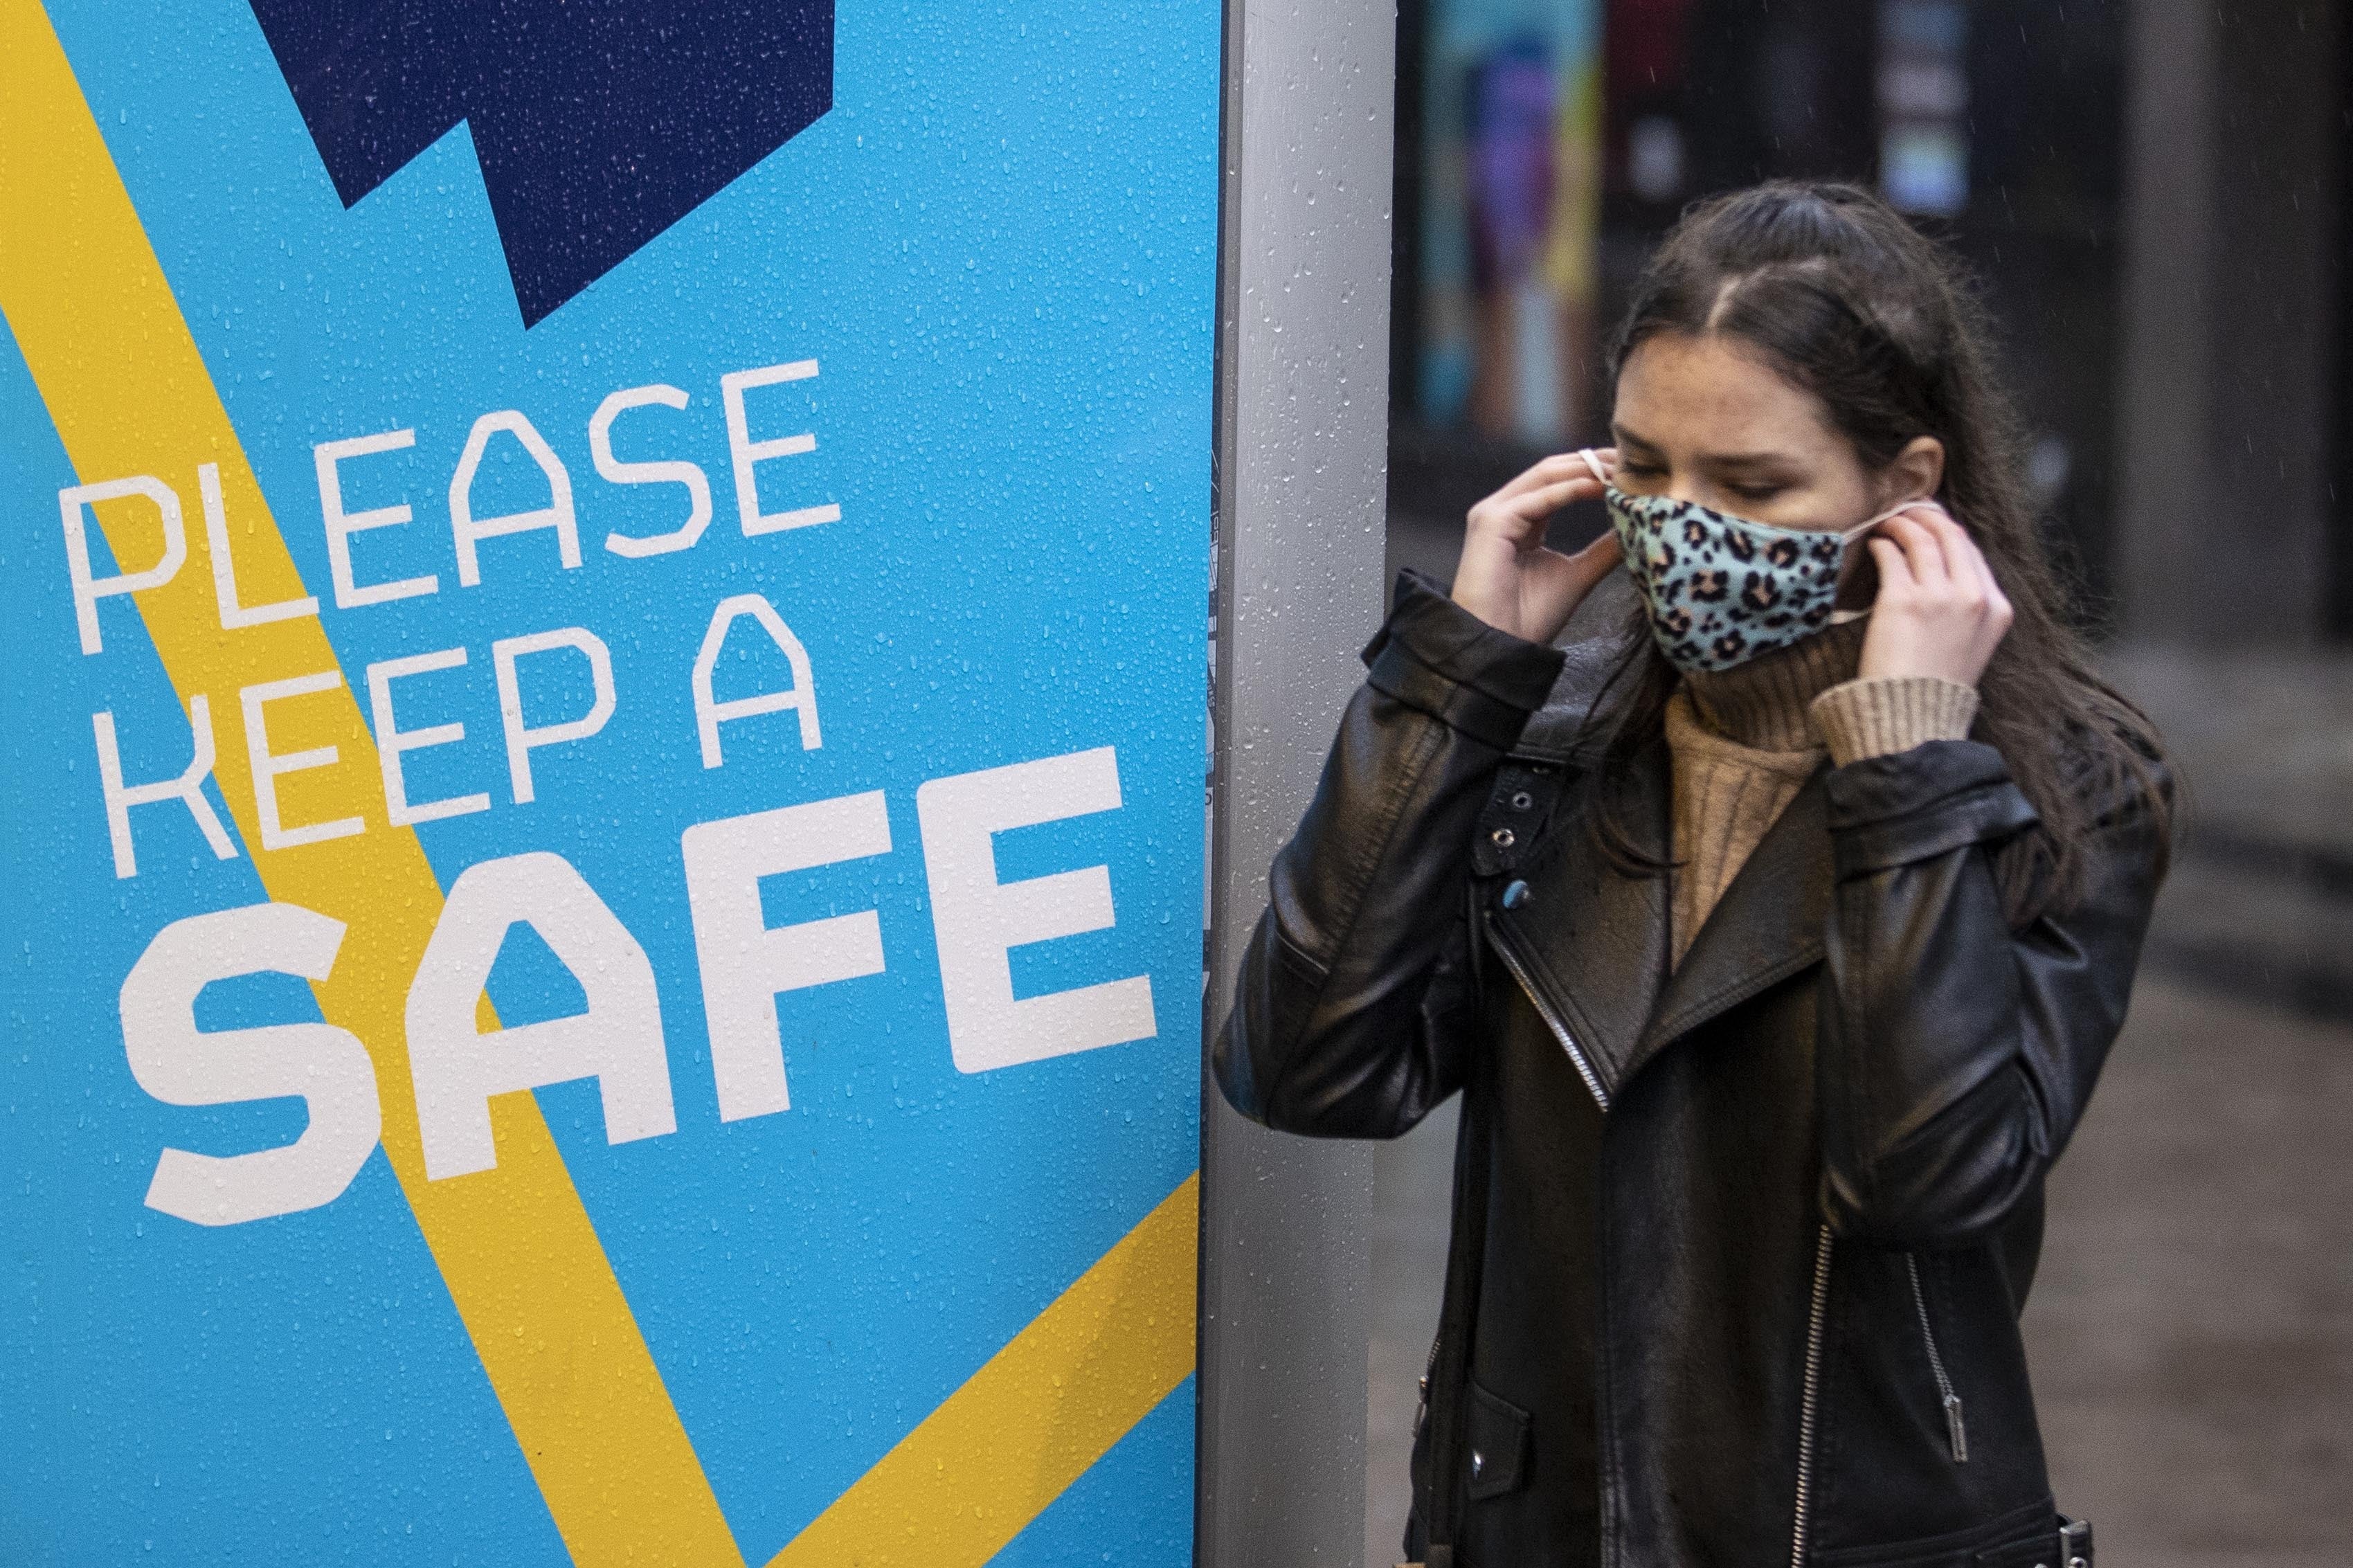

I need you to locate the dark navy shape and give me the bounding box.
[248,0,833,326]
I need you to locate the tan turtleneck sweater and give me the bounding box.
[1666,619,1980,968]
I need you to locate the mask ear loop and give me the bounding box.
[1575,448,1610,487]
[1825,499,1927,624]
[1846,498,1928,539]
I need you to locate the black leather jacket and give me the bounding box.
[1213,574,2164,1567]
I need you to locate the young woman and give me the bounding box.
[1214,181,2172,1567]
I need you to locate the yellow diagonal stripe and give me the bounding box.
[0,7,741,1562]
[768,1173,1198,1568]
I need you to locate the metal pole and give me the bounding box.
[2115,0,2343,646]
[1199,0,1396,1560]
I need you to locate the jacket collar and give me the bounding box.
[1493,737,1668,1101]
[1497,737,1834,1103]
[1632,761,1834,1076]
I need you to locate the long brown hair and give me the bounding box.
[1585,180,2170,922]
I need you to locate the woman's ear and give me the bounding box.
[1885,435,1946,505]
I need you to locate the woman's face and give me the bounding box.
[1609,330,1938,532]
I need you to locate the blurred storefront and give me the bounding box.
[1372,5,2352,1562]
[1388,0,2350,650]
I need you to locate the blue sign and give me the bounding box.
[0,0,1216,1560]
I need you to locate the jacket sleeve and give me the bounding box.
[1212,570,1567,1139]
[1815,737,2172,1245]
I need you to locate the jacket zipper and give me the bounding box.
[1789,1223,1833,1568]
[1905,1254,1968,1462]
[1481,912,1610,1111]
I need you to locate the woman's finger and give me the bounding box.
[1884,514,1949,591]
[1867,536,1914,596]
[1985,556,2012,620]
[1967,532,2012,631]
[1490,451,1610,505]
[1953,521,2001,607]
[1879,498,1952,552]
[1504,476,1592,528]
[1923,511,1986,599]
[1542,447,1616,495]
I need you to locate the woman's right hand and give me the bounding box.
[1449,448,1624,645]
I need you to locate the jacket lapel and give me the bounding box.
[1491,738,1670,1101]
[1626,762,1835,1083]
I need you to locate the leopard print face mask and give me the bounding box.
[1577,450,1899,676]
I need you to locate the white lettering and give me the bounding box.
[367,647,491,827]
[199,462,318,629]
[720,360,839,535]
[915,746,1156,1074]
[315,429,437,610]
[691,593,820,768]
[59,475,186,655]
[492,627,616,805]
[682,792,890,1121]
[241,671,366,851]
[450,410,579,587]
[92,695,239,878]
[120,902,381,1226]
[590,384,714,559]
[406,851,674,1180]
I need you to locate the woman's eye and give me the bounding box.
[1731,485,1784,502]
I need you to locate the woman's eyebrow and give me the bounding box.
[1607,426,1801,470]
[1699,449,1803,469]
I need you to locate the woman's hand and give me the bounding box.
[1857,504,2014,687]
[1450,449,1624,645]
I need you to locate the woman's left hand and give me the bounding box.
[1856,503,2014,687]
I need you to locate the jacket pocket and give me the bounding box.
[1464,1378,1531,1501]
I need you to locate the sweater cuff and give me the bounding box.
[1808,676,1981,766]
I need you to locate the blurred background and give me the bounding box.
[1364,2,2352,1563]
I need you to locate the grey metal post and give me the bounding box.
[2114,0,2344,646]
[1198,0,1395,1561]
[2111,0,2217,642]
